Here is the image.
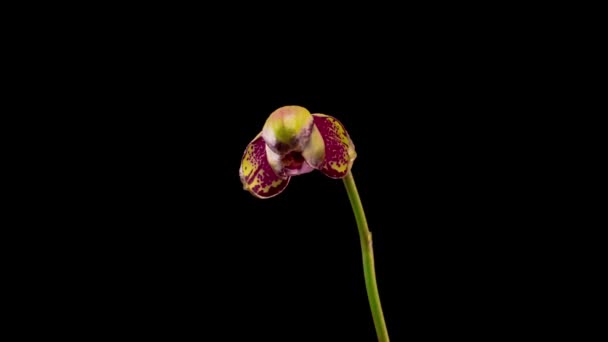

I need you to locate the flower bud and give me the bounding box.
[262,106,314,155]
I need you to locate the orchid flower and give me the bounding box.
[239,106,390,341]
[239,105,356,198]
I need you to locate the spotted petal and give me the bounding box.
[239,134,290,198]
[312,114,357,178]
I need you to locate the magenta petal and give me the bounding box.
[312,114,357,178]
[239,134,290,198]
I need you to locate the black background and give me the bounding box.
[77,71,519,340]
[35,12,551,340]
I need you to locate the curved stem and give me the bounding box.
[343,171,389,342]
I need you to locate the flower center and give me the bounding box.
[281,151,306,171]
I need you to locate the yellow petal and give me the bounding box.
[239,134,290,198]
[312,114,356,178]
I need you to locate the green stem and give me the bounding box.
[343,171,389,342]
